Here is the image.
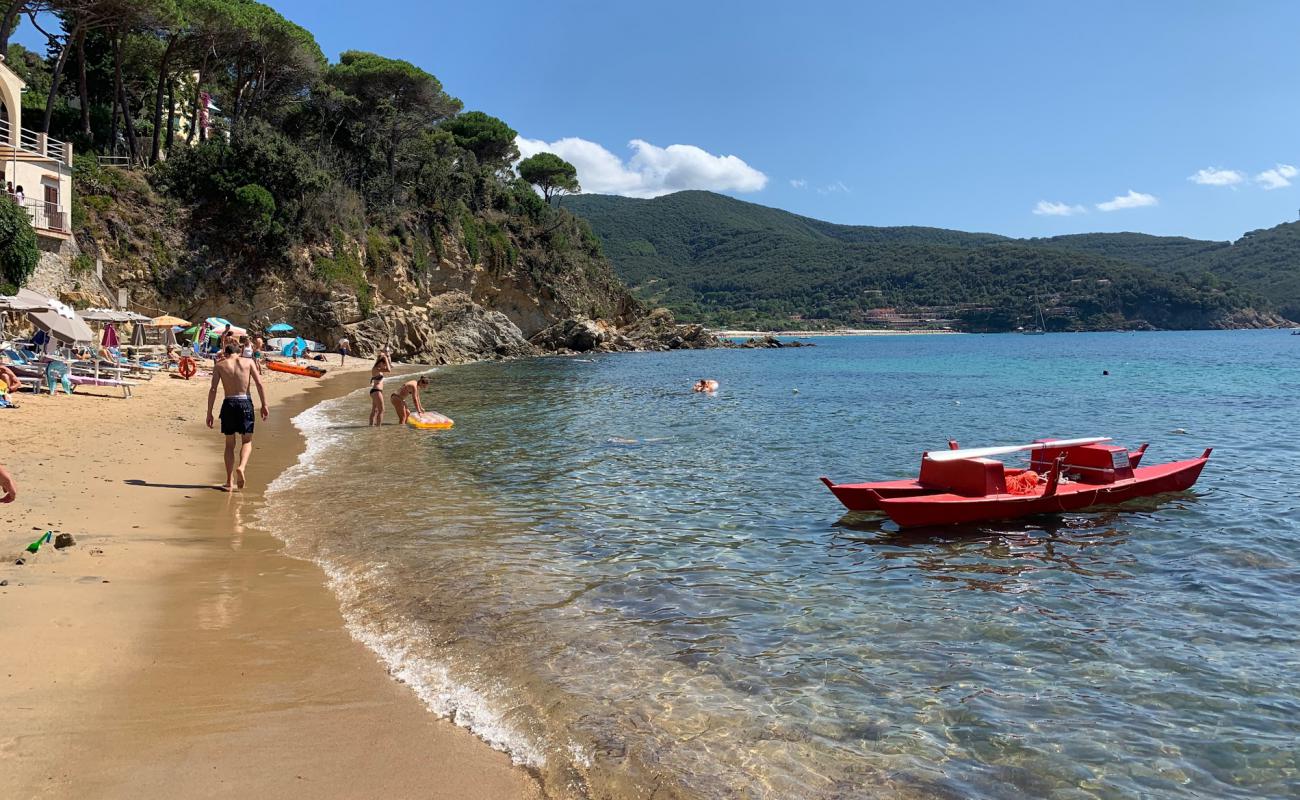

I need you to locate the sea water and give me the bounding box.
[262,332,1299,800]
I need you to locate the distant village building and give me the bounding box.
[0,55,73,242]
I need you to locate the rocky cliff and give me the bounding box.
[60,167,717,363]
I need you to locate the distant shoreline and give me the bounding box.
[710,328,963,338]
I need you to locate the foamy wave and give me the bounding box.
[259,387,549,774]
[321,560,548,769]
[265,391,358,495]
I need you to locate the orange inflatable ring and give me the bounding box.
[178,356,197,379]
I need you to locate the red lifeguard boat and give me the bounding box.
[822,438,1210,529]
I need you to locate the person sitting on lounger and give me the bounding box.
[390,376,429,425]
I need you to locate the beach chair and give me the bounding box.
[44,360,72,395]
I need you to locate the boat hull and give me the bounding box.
[819,477,929,511]
[877,456,1209,529]
[821,444,1150,513]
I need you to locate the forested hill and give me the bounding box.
[565,191,1298,330]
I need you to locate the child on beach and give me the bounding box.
[390,376,429,425]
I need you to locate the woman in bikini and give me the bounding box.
[390,376,429,425]
[369,350,392,426]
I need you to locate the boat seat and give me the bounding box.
[919,456,1006,496]
[1060,444,1134,484]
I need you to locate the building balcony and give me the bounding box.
[0,118,73,166]
[19,198,67,235]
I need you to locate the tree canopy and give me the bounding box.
[518,152,580,203]
[440,111,518,168]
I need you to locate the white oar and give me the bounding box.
[926,437,1111,462]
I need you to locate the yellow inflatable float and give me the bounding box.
[406,410,454,430]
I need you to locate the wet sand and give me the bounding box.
[0,360,541,798]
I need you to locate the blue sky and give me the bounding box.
[18,1,1300,240]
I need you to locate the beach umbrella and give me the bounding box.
[102,322,119,348]
[81,308,150,323]
[267,322,294,333]
[205,316,234,330]
[0,295,44,312]
[207,325,247,338]
[18,288,94,344]
[162,326,177,347]
[130,321,146,346]
[150,314,189,327]
[183,324,200,338]
[0,296,43,338]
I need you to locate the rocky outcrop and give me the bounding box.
[529,317,613,352]
[346,292,538,364]
[734,335,815,348]
[529,307,722,354]
[1209,308,1294,329]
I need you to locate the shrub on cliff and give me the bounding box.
[231,184,277,240]
[153,119,328,245]
[0,199,39,291]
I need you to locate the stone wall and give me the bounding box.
[25,237,76,297]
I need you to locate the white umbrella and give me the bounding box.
[81,308,149,323]
[130,321,146,346]
[0,295,45,312]
[18,288,95,344]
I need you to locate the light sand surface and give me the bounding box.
[0,358,541,799]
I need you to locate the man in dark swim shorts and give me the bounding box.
[206,343,269,492]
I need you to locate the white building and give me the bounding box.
[0,56,74,243]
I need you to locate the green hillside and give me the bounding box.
[565,191,1295,330]
[1030,232,1229,269]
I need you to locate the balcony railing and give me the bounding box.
[18,198,67,233]
[0,119,73,165]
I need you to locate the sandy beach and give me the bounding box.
[0,360,541,799]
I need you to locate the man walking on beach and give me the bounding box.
[206,343,269,492]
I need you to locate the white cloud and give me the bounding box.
[1096,190,1158,212]
[1188,167,1244,186]
[816,180,851,195]
[789,178,807,189]
[515,136,767,198]
[1255,164,1297,190]
[1032,200,1087,217]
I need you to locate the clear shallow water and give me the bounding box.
[263,332,1300,800]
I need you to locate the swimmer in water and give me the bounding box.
[693,379,719,393]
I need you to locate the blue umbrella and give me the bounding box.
[267,322,294,333]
